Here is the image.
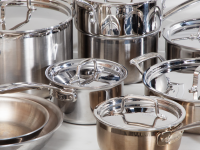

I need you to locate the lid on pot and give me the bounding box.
[163,18,200,50]
[0,0,72,35]
[45,58,127,90]
[94,95,185,131]
[143,57,200,101]
[76,0,155,4]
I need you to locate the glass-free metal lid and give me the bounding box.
[94,95,185,132]
[45,58,127,90]
[163,18,200,50]
[0,0,72,33]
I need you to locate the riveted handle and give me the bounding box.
[130,52,165,74]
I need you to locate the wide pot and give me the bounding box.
[163,18,200,60]
[0,0,73,98]
[130,52,200,134]
[0,58,127,125]
[94,95,200,150]
[0,93,63,150]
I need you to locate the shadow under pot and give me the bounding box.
[0,58,127,125]
[94,95,200,150]
[130,52,200,134]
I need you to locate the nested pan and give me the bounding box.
[0,58,127,125]
[0,98,49,145]
[130,52,200,134]
[0,93,63,150]
[94,95,200,150]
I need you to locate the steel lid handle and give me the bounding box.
[130,52,166,74]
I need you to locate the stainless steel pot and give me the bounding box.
[130,52,200,134]
[94,95,200,150]
[0,93,62,150]
[74,0,199,84]
[163,18,200,60]
[0,58,127,125]
[0,0,73,98]
[0,97,49,145]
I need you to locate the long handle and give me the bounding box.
[0,82,76,101]
[163,0,200,20]
[130,53,165,74]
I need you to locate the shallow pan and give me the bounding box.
[0,97,49,145]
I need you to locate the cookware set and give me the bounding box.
[0,0,200,149]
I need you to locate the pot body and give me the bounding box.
[78,30,158,84]
[145,88,200,134]
[96,121,182,150]
[0,21,73,98]
[50,82,124,124]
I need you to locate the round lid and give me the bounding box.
[45,58,127,90]
[0,0,72,34]
[143,57,200,102]
[163,18,200,50]
[76,0,155,4]
[94,95,185,132]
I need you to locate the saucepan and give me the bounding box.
[0,97,49,145]
[0,58,127,125]
[94,95,200,150]
[0,93,62,150]
[130,52,200,134]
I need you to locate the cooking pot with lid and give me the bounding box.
[0,0,73,98]
[130,52,200,134]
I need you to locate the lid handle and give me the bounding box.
[188,66,200,100]
[69,58,102,86]
[115,95,167,127]
[130,53,166,74]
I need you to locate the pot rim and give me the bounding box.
[45,58,128,90]
[94,95,186,132]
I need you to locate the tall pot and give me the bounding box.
[0,58,127,125]
[130,52,200,134]
[0,0,73,98]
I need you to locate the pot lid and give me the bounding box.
[0,0,72,34]
[45,58,127,90]
[94,95,185,132]
[143,57,200,102]
[76,0,155,4]
[163,18,200,50]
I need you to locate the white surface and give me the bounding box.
[43,0,200,149]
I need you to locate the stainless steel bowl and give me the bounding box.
[0,93,63,150]
[0,97,49,145]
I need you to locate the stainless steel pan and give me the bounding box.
[130,52,200,134]
[94,95,200,150]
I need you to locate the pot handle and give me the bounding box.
[188,66,200,100]
[69,58,103,86]
[130,52,166,74]
[157,121,200,146]
[117,95,167,127]
[163,0,200,20]
[0,82,76,101]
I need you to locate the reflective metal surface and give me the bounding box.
[163,18,200,60]
[0,93,63,150]
[0,97,49,145]
[0,0,73,98]
[131,52,200,134]
[78,30,158,84]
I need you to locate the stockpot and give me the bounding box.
[75,0,199,84]
[94,95,200,150]
[0,58,127,125]
[163,18,200,60]
[0,0,73,98]
[130,52,200,134]
[0,93,63,150]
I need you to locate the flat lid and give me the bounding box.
[94,95,185,132]
[77,0,155,4]
[144,58,200,101]
[0,0,72,33]
[163,18,200,49]
[45,59,127,90]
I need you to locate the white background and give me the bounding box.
[42,0,200,149]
